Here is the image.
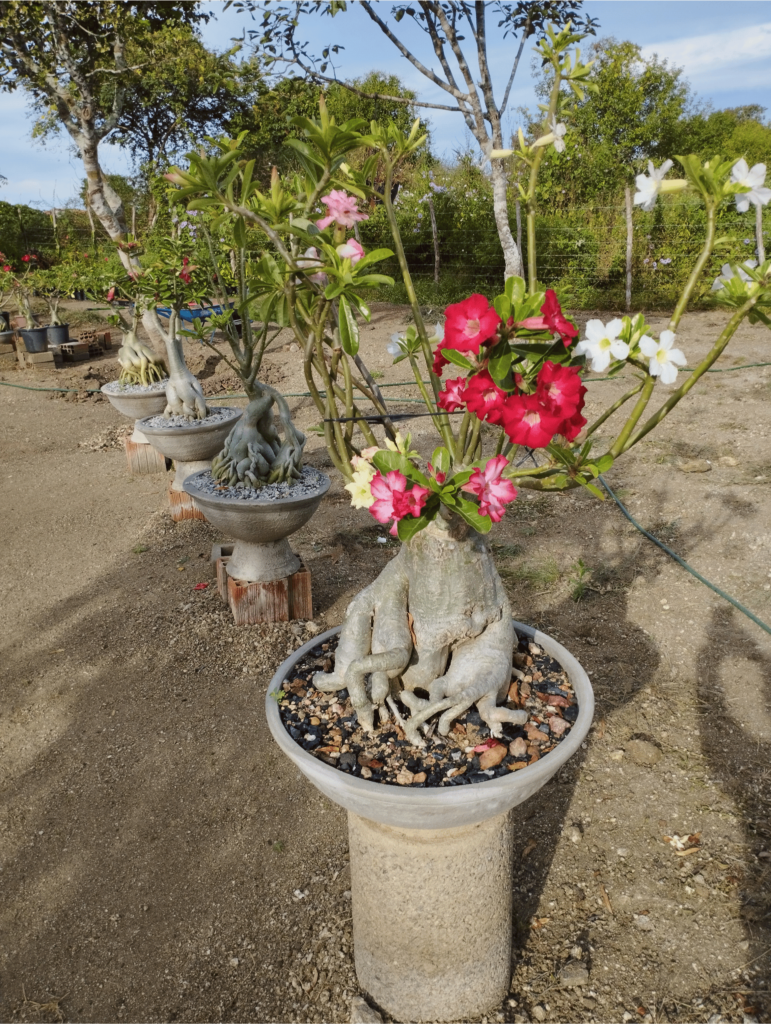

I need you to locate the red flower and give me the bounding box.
[2,265,10,273]
[193,582,209,591]
[515,289,577,346]
[437,377,467,412]
[21,254,30,263]
[502,394,563,448]
[464,370,508,425]
[397,484,430,519]
[444,294,500,355]
[106,287,116,301]
[427,462,446,485]
[432,340,450,377]
[369,471,430,536]
[560,407,587,442]
[83,252,89,258]
[179,255,194,284]
[536,362,583,418]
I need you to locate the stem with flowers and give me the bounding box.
[165,49,771,744]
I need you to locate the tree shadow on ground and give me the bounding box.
[696,605,771,1022]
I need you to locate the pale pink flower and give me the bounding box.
[336,238,365,264]
[316,189,369,229]
[461,455,517,522]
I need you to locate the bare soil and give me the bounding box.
[2,300,771,1024]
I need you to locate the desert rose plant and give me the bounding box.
[166,24,771,744]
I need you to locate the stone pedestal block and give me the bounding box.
[168,485,206,522]
[124,437,168,476]
[348,810,513,1023]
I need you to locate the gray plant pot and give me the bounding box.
[20,327,48,353]
[137,407,242,490]
[184,469,331,581]
[101,382,170,444]
[46,323,70,347]
[266,620,594,1022]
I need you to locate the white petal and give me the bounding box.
[732,158,750,182]
[668,348,687,366]
[658,330,676,350]
[710,276,724,293]
[755,185,771,206]
[647,357,662,377]
[735,194,751,213]
[553,138,565,153]
[639,335,657,357]
[747,163,767,188]
[605,318,624,339]
[590,349,611,372]
[609,339,630,360]
[659,361,678,385]
[584,320,607,343]
[658,159,674,178]
[574,340,591,357]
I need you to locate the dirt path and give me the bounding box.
[2,305,771,1024]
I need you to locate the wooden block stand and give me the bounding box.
[124,437,167,475]
[168,486,206,523]
[215,555,312,624]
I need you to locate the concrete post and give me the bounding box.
[348,809,513,1023]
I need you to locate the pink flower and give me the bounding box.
[464,370,507,425]
[437,377,467,412]
[432,341,450,377]
[370,470,408,535]
[106,287,116,301]
[427,462,446,484]
[179,255,196,284]
[398,484,430,519]
[2,265,10,272]
[502,394,562,448]
[444,294,501,355]
[297,246,327,285]
[21,255,30,263]
[515,289,577,346]
[316,190,369,230]
[336,238,365,265]
[462,455,517,522]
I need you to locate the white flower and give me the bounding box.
[730,159,771,212]
[387,332,407,357]
[430,322,444,342]
[639,330,687,385]
[574,318,629,372]
[345,461,376,509]
[633,160,674,211]
[711,259,757,292]
[549,118,567,153]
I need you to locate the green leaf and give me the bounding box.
[505,276,527,305]
[397,514,430,543]
[431,446,451,476]
[442,348,475,370]
[338,294,359,357]
[488,348,514,387]
[577,477,605,499]
[594,454,614,473]
[371,450,429,487]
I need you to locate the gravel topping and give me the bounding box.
[142,407,238,429]
[278,634,578,787]
[193,465,327,501]
[102,379,169,394]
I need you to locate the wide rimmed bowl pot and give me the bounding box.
[184,469,331,582]
[265,620,594,1023]
[136,406,242,489]
[101,382,170,442]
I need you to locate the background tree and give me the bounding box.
[679,105,771,168]
[238,0,599,278]
[524,37,690,207]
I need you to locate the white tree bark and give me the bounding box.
[491,160,522,279]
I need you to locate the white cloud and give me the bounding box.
[641,21,771,80]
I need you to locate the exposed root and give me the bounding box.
[317,516,521,745]
[164,372,207,420]
[211,385,305,486]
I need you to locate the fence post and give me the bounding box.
[515,199,522,271]
[131,204,136,238]
[427,193,440,287]
[625,187,633,312]
[758,203,766,265]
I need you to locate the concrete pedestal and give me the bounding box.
[348,810,513,1023]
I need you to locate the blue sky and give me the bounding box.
[2,1,771,208]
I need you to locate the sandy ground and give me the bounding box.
[2,301,771,1024]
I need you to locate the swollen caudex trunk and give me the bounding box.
[162,333,207,421]
[314,514,526,745]
[117,327,167,386]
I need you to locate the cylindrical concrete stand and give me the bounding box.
[348,810,513,1023]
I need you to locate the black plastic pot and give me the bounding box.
[46,323,70,347]
[20,327,49,353]
[0,311,10,330]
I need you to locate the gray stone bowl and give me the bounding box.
[266,621,594,830]
[184,470,331,581]
[101,382,169,420]
[135,406,241,463]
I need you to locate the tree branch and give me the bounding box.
[499,11,531,117]
[302,66,460,112]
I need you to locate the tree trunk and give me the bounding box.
[490,159,522,280]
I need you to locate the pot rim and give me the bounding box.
[184,468,331,510]
[135,405,242,436]
[266,620,594,809]
[19,326,48,335]
[101,380,170,396]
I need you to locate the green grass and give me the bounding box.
[500,556,561,589]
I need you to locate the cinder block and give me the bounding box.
[226,560,312,624]
[124,437,167,475]
[60,341,90,362]
[168,485,206,522]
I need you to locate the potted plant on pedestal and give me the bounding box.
[4,254,48,352]
[169,23,771,1021]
